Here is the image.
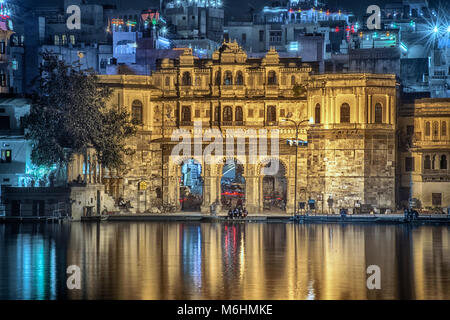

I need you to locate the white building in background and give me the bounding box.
[163,0,224,43]
[0,97,32,196]
[113,29,137,64]
[39,44,113,74]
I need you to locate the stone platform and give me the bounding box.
[79,212,450,224]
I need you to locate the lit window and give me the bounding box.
[54,35,60,46]
[1,150,12,163]
[70,35,75,45]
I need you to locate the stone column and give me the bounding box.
[84,153,88,183]
[286,176,295,213]
[200,164,211,214]
[245,174,259,214]
[321,93,326,125]
[359,94,365,124]
[331,94,336,124]
[215,174,223,213]
[259,175,264,213]
[390,95,396,125]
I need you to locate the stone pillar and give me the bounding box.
[214,175,223,213]
[321,93,326,125]
[84,153,88,183]
[359,94,365,124]
[245,175,259,214]
[355,93,360,124]
[201,164,211,214]
[390,95,396,125]
[286,176,295,214]
[331,95,336,124]
[258,175,264,213]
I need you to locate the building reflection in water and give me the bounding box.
[0,222,449,300]
[0,224,69,300]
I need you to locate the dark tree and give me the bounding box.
[22,51,137,170]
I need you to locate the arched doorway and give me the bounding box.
[221,159,245,210]
[262,160,287,212]
[180,159,203,211]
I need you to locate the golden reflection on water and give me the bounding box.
[59,222,450,300]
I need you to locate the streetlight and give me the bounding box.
[281,115,314,216]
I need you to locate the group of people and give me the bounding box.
[228,206,248,219]
[404,208,419,221]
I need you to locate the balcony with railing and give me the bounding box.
[265,121,279,126]
[265,84,279,97]
[180,121,193,127]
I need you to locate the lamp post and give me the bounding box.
[281,116,314,216]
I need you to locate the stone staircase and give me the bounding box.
[103,192,120,213]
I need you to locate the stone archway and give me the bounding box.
[258,158,287,213]
[179,158,203,212]
[220,158,246,210]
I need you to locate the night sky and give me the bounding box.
[18,0,448,18]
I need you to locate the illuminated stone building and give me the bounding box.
[100,41,398,214]
[398,98,450,209]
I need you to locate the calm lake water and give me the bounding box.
[0,222,449,300]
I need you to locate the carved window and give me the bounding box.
[182,72,191,86]
[433,121,439,137]
[291,75,296,86]
[223,106,233,121]
[267,106,277,122]
[425,122,431,136]
[315,104,321,124]
[340,103,350,123]
[235,71,243,85]
[374,103,383,124]
[165,76,170,87]
[235,107,243,122]
[424,155,431,170]
[432,193,442,206]
[195,76,201,86]
[131,100,143,124]
[442,121,447,136]
[268,71,277,85]
[224,71,233,85]
[440,155,447,170]
[181,106,191,122]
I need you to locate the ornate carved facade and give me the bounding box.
[398,98,450,209]
[99,41,400,213]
